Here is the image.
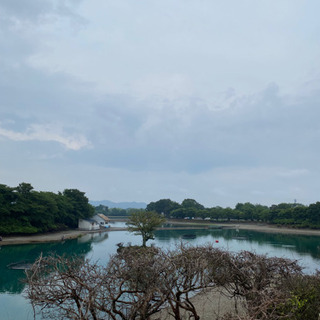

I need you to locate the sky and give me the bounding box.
[1,0,320,208]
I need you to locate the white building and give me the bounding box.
[93,214,110,228]
[78,214,110,231]
[78,218,100,231]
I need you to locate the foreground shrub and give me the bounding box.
[274,272,320,320]
[26,245,319,320]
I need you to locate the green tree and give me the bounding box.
[235,202,256,221]
[307,202,320,226]
[27,192,59,232]
[181,199,204,210]
[126,210,166,247]
[94,204,109,215]
[146,199,180,217]
[0,183,96,235]
[62,189,94,228]
[0,184,15,217]
[16,182,34,195]
[109,207,128,216]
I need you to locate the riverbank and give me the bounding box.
[168,220,320,236]
[1,221,320,246]
[151,287,244,320]
[217,222,320,236]
[0,227,127,246]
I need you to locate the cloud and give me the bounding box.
[0,123,90,150]
[1,0,320,207]
[0,0,84,23]
[61,78,319,176]
[276,169,310,178]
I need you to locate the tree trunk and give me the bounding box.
[142,235,147,247]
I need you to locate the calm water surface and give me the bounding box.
[1,222,320,319]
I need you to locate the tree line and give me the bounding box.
[146,198,320,228]
[0,182,94,235]
[2,181,320,235]
[94,205,133,217]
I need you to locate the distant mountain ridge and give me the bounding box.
[90,200,147,209]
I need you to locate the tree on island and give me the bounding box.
[126,210,166,247]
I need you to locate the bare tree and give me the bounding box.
[211,251,303,320]
[26,248,171,320]
[26,254,107,320]
[26,245,316,320]
[103,246,170,320]
[162,245,226,320]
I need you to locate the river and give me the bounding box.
[1,222,320,319]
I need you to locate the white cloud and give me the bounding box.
[277,169,310,178]
[0,123,90,150]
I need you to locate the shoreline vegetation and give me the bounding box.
[1,220,320,246]
[2,182,320,237]
[0,183,95,236]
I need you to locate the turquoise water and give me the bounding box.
[1,224,320,319]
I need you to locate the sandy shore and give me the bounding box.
[0,227,127,246]
[169,220,320,236]
[151,287,245,320]
[1,221,320,246]
[222,222,320,235]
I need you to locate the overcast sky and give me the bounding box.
[1,0,320,208]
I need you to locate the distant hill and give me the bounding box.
[90,200,147,209]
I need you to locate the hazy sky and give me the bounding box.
[1,0,320,207]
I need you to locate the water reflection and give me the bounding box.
[1,227,320,300]
[109,221,127,228]
[0,237,95,294]
[78,231,109,243]
[154,228,320,264]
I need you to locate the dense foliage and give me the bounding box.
[147,198,320,228]
[94,205,129,216]
[126,210,166,247]
[0,182,94,235]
